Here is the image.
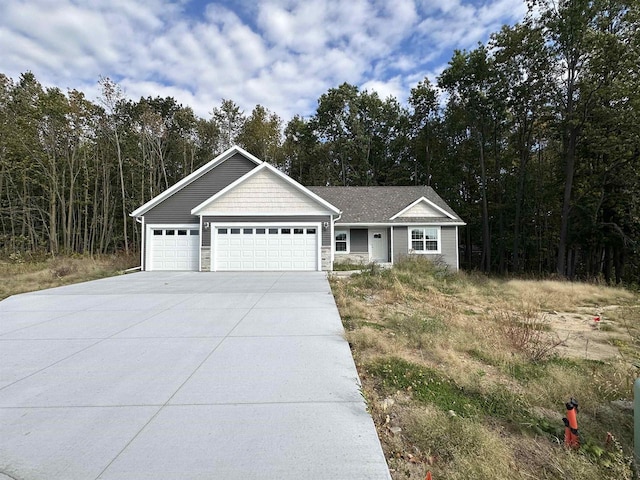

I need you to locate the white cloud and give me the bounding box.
[0,0,528,121]
[361,77,405,102]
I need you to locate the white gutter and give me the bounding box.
[335,222,467,227]
[135,216,143,272]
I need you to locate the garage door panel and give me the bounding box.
[215,226,317,271]
[150,226,200,271]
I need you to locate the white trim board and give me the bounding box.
[390,196,457,220]
[336,222,466,227]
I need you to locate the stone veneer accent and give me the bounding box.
[334,253,370,265]
[201,247,211,271]
[321,246,332,271]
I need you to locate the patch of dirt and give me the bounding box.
[545,308,626,361]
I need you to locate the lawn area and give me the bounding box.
[330,258,639,480]
[0,253,139,301]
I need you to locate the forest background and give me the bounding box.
[0,0,638,282]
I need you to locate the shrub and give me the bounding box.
[49,258,78,278]
[495,305,565,362]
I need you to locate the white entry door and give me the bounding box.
[369,229,388,263]
[214,226,318,271]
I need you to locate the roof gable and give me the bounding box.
[130,146,262,217]
[390,196,456,220]
[191,163,340,215]
[306,186,464,225]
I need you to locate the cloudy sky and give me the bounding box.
[0,0,528,120]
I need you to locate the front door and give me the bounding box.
[370,229,388,263]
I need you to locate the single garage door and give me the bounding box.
[150,227,200,270]
[215,226,318,271]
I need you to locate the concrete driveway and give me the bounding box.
[0,272,390,480]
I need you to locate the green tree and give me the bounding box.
[212,99,245,151]
[237,105,283,167]
[490,23,552,272]
[98,76,129,254]
[312,83,410,186]
[439,47,500,272]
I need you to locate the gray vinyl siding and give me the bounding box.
[393,225,458,270]
[349,228,368,253]
[393,226,408,261]
[144,153,256,223]
[202,215,332,247]
[440,226,458,269]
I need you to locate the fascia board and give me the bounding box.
[389,196,457,220]
[336,221,467,227]
[199,211,336,216]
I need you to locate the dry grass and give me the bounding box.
[0,253,139,300]
[330,257,638,480]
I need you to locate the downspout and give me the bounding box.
[455,226,460,271]
[199,215,203,272]
[135,216,143,271]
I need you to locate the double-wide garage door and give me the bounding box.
[215,226,318,271]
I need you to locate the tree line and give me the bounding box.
[0,0,638,282]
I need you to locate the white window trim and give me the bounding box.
[408,226,441,255]
[335,229,350,254]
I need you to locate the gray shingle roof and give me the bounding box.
[307,186,464,224]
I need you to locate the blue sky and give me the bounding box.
[0,0,528,120]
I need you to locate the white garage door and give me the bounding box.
[150,227,200,271]
[215,226,318,271]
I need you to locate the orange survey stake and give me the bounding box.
[563,398,580,448]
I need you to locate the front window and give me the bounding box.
[335,230,348,253]
[410,227,440,253]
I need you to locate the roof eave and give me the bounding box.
[336,221,466,226]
